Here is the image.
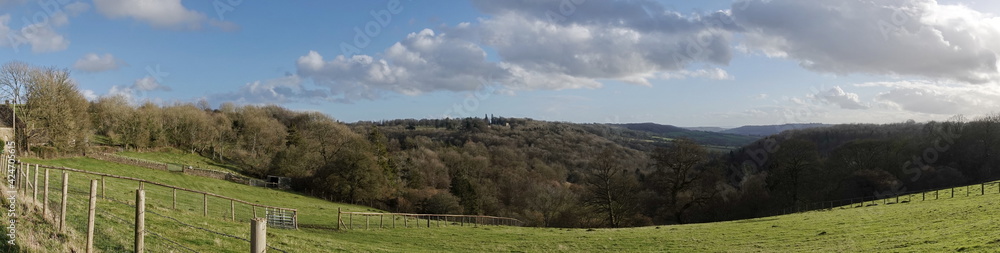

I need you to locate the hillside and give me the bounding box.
[721,123,832,136]
[10,153,1000,252]
[609,122,760,147]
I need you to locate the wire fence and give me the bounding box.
[337,209,525,230]
[766,181,1000,217]
[12,159,290,252]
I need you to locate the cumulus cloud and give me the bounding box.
[810,86,870,110]
[858,80,1000,115]
[289,0,742,102]
[108,76,171,101]
[73,53,125,72]
[0,2,90,53]
[210,75,331,104]
[132,76,170,91]
[468,0,736,86]
[733,0,1000,84]
[297,29,509,99]
[0,15,69,53]
[94,0,238,30]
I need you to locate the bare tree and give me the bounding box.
[0,61,32,152]
[584,148,640,227]
[648,138,716,224]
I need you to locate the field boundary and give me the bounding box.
[86,153,272,188]
[25,162,298,229]
[771,181,1000,216]
[337,209,524,230]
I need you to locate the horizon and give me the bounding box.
[3,0,1000,127]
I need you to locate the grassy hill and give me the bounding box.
[6,152,998,252]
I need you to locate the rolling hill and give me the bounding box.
[8,151,1000,252]
[721,123,832,136]
[609,122,761,148]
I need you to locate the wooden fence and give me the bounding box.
[22,162,298,229]
[336,208,523,230]
[4,160,282,252]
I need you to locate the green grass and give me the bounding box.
[14,155,1000,252]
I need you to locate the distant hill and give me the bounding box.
[682,127,728,132]
[721,123,832,136]
[609,123,760,148]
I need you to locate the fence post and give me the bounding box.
[135,189,145,253]
[982,184,985,195]
[951,188,954,198]
[253,206,257,219]
[83,179,98,253]
[43,169,49,218]
[350,213,353,229]
[427,216,431,228]
[171,188,176,210]
[404,215,408,228]
[60,172,68,233]
[251,218,267,253]
[231,200,235,221]
[366,215,370,230]
[203,193,208,217]
[380,214,383,229]
[33,164,38,202]
[392,214,396,228]
[336,208,341,230]
[100,176,105,197]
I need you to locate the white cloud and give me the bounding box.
[94,0,237,30]
[73,53,125,72]
[132,76,170,91]
[810,86,870,110]
[660,68,733,81]
[858,80,1000,115]
[107,75,171,102]
[210,75,331,104]
[0,2,90,53]
[17,23,69,52]
[468,2,736,86]
[297,29,510,99]
[288,0,742,102]
[81,89,98,101]
[734,0,1000,84]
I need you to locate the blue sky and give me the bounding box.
[3,0,1000,127]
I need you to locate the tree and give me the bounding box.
[766,139,821,207]
[584,148,640,227]
[24,67,91,154]
[1,62,34,152]
[228,105,287,176]
[647,138,716,224]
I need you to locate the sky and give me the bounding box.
[3,0,1000,128]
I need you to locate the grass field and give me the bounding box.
[116,148,242,174]
[8,153,1000,252]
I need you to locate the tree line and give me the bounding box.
[4,61,999,228]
